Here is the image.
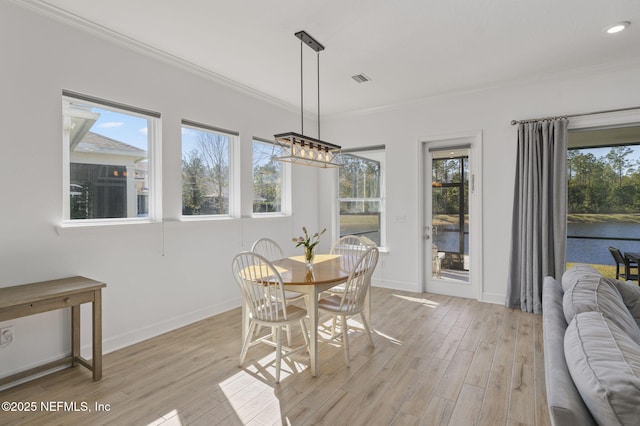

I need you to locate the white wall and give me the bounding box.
[0,2,322,380]
[2,0,640,382]
[321,64,640,303]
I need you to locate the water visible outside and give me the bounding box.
[432,224,469,254]
[567,223,640,265]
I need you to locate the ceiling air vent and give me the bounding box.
[351,73,371,83]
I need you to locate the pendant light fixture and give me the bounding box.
[272,30,343,168]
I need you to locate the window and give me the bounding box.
[252,138,286,214]
[181,120,236,217]
[337,147,385,247]
[566,125,640,269]
[62,91,159,222]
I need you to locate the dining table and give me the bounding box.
[240,253,370,377]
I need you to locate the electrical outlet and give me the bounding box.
[0,326,14,346]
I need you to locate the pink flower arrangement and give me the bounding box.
[292,227,326,263]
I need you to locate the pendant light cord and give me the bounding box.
[300,41,304,135]
[317,52,320,141]
[299,40,322,140]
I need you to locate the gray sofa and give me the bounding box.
[542,264,640,425]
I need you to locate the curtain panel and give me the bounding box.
[506,119,568,313]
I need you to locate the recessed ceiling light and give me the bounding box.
[605,21,630,34]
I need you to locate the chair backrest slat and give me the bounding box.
[339,247,379,313]
[232,252,288,322]
[331,235,375,272]
[251,238,284,261]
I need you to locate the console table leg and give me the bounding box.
[72,305,80,367]
[92,289,102,381]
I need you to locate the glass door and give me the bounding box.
[424,143,476,298]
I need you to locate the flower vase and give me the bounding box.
[304,246,315,269]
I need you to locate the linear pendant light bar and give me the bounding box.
[272,30,343,168]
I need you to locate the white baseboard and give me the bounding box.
[481,292,505,305]
[0,298,243,391]
[99,297,242,355]
[372,278,420,293]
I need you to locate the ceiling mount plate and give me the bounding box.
[294,30,324,52]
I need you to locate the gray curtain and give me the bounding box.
[506,118,568,313]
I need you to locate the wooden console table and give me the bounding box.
[0,276,106,386]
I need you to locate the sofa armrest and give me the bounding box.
[542,276,596,426]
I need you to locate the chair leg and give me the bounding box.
[361,312,375,347]
[341,315,350,367]
[286,324,292,346]
[330,316,338,338]
[239,322,255,365]
[275,326,282,383]
[300,318,310,349]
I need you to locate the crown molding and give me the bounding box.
[327,57,640,119]
[12,1,640,121]
[11,0,300,115]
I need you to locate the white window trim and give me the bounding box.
[180,120,239,220]
[61,92,162,228]
[251,138,291,218]
[336,148,386,249]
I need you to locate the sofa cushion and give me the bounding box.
[565,311,640,426]
[610,279,640,328]
[542,277,596,425]
[563,276,640,344]
[561,264,601,293]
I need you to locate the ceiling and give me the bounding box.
[26,0,640,116]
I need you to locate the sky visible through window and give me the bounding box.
[90,108,148,150]
[90,109,233,157]
[579,145,640,162]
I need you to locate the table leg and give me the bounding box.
[307,288,319,377]
[93,289,102,381]
[71,305,80,367]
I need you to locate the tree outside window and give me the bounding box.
[568,145,640,214]
[338,149,385,247]
[181,125,231,216]
[252,139,282,214]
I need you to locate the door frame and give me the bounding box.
[417,131,483,300]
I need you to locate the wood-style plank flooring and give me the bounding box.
[0,287,550,426]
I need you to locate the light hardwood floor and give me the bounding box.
[0,287,550,426]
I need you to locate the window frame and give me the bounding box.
[251,137,290,217]
[336,146,386,248]
[180,119,238,219]
[61,90,161,226]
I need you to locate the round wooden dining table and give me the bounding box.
[241,254,368,377]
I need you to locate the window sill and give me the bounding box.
[250,213,291,219]
[56,218,159,234]
[180,215,236,222]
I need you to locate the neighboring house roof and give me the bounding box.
[74,131,147,160]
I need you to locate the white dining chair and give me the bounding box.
[326,235,375,334]
[328,235,373,289]
[251,237,284,261]
[318,246,379,367]
[232,251,310,383]
[251,237,307,344]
